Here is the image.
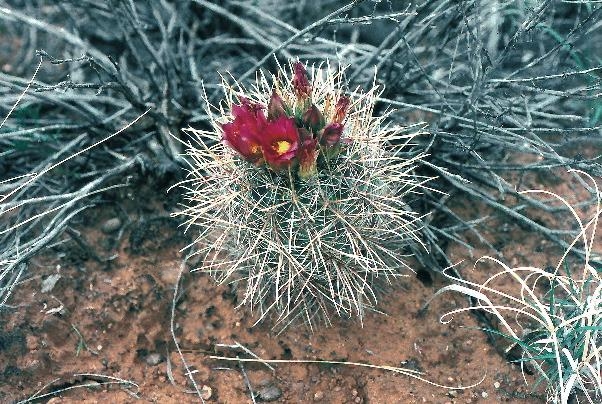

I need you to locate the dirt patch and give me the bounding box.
[0,183,556,403]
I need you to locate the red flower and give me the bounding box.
[261,116,300,171]
[320,123,344,147]
[267,90,287,120]
[239,97,265,117]
[333,95,350,123]
[298,138,318,179]
[221,100,267,164]
[292,62,311,100]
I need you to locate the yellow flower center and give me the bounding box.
[272,140,291,155]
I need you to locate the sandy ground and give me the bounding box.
[0,174,571,403]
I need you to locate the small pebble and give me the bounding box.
[314,391,324,401]
[494,381,500,389]
[258,385,282,402]
[354,397,361,403]
[101,218,122,234]
[145,353,163,366]
[41,274,61,293]
[86,381,102,391]
[448,390,458,398]
[481,391,489,398]
[200,385,212,400]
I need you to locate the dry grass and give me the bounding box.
[430,170,602,403]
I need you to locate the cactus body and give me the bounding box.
[177,62,428,329]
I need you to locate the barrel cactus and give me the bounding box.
[177,61,428,330]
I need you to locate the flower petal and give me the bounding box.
[262,116,300,171]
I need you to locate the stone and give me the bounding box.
[41,274,61,293]
[86,380,102,390]
[258,385,282,402]
[101,218,122,234]
[145,353,163,366]
[200,385,212,400]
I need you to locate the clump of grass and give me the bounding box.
[175,61,429,330]
[429,170,602,403]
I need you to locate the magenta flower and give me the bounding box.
[221,100,267,164]
[261,116,300,171]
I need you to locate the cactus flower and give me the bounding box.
[261,116,300,171]
[221,100,267,164]
[297,127,312,142]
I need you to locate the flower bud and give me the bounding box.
[320,123,344,147]
[302,104,324,133]
[292,62,311,100]
[297,127,313,142]
[267,90,287,120]
[298,138,318,180]
[333,95,350,123]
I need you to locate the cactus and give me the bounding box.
[176,61,429,329]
